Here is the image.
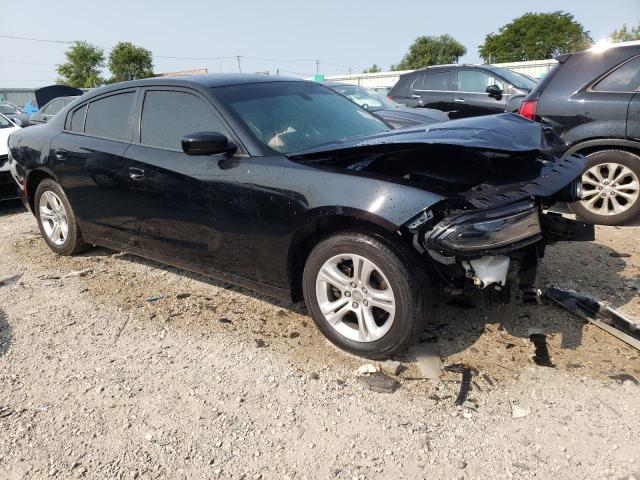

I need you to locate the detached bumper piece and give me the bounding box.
[541,212,595,243]
[544,286,640,350]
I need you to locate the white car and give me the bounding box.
[0,113,20,200]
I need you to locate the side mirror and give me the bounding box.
[12,118,23,127]
[182,132,237,156]
[486,85,503,98]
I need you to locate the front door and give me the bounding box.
[452,69,508,118]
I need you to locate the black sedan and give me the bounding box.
[325,82,449,128]
[7,75,592,358]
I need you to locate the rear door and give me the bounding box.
[410,70,453,112]
[452,69,508,118]
[51,90,138,245]
[122,87,258,275]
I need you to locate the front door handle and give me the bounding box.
[453,98,466,103]
[54,149,67,160]
[129,167,145,181]
[411,94,421,98]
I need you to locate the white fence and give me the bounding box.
[321,59,558,89]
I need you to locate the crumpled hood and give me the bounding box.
[289,113,564,159]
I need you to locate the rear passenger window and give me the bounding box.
[140,90,227,150]
[593,56,640,92]
[457,70,503,93]
[69,104,87,132]
[415,72,450,90]
[85,92,135,141]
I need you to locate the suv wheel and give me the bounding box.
[569,150,640,225]
[35,179,87,255]
[302,232,431,359]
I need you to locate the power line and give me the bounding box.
[0,34,74,44]
[0,59,58,66]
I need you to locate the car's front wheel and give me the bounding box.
[569,150,640,225]
[302,232,431,359]
[34,179,87,255]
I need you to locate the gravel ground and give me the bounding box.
[0,202,639,480]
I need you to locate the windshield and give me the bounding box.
[330,84,398,111]
[214,81,390,154]
[0,104,18,114]
[490,67,537,90]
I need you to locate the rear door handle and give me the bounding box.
[454,98,466,103]
[129,167,145,181]
[54,149,67,160]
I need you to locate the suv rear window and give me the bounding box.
[593,56,640,93]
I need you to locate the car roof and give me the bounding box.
[403,64,500,75]
[324,81,361,88]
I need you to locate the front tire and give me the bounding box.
[302,232,431,359]
[34,179,87,255]
[569,150,640,225]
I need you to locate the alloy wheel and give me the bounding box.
[315,253,396,343]
[580,162,640,216]
[39,190,69,246]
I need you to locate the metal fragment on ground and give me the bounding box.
[357,371,400,393]
[444,363,477,406]
[544,286,640,350]
[409,343,443,383]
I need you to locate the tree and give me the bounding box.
[363,64,382,73]
[394,34,466,70]
[610,23,640,42]
[108,42,154,83]
[57,41,105,88]
[479,11,592,63]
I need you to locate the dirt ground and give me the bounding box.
[0,201,639,480]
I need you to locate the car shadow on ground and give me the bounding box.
[0,308,10,358]
[0,200,26,216]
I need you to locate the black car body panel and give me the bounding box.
[8,75,590,303]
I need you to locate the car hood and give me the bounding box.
[34,85,84,108]
[288,113,562,159]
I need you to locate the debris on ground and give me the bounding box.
[356,371,400,393]
[609,252,631,258]
[176,292,191,299]
[0,273,22,287]
[511,404,530,419]
[355,364,378,375]
[410,344,443,383]
[529,333,555,367]
[64,268,93,278]
[255,339,267,348]
[444,363,477,406]
[544,285,640,350]
[608,374,639,385]
[218,318,232,324]
[0,406,14,418]
[380,360,403,376]
[146,294,164,303]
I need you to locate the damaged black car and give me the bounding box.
[7,75,594,358]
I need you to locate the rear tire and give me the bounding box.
[569,150,640,225]
[302,231,431,359]
[34,179,87,255]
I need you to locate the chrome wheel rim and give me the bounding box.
[315,253,396,343]
[580,162,639,216]
[39,191,68,246]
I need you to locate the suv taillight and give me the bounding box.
[518,100,537,120]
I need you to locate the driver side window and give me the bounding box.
[457,70,503,93]
[140,90,229,151]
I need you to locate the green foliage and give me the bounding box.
[56,41,105,88]
[610,23,640,42]
[108,42,154,83]
[394,34,467,70]
[363,64,382,73]
[479,11,592,62]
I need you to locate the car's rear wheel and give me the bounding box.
[35,179,87,255]
[569,150,640,225]
[302,231,431,359]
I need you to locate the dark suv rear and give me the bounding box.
[519,42,640,225]
[388,64,536,119]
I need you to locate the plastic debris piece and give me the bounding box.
[511,404,530,419]
[444,363,477,406]
[355,363,378,375]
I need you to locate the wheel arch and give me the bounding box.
[286,209,418,302]
[564,138,640,158]
[25,168,57,212]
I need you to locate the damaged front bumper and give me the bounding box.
[409,199,595,302]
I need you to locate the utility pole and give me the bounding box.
[315,59,320,75]
[236,55,242,73]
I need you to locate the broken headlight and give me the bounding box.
[426,202,542,254]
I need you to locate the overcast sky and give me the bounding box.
[1,0,639,86]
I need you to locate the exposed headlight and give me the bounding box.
[426,202,542,254]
